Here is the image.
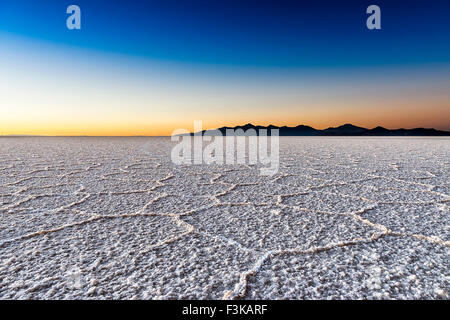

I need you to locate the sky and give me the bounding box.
[0,0,450,135]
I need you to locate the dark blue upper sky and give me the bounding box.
[1,0,450,68]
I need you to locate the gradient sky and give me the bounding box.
[1,0,450,135]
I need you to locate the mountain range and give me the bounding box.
[189,123,450,136]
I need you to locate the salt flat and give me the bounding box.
[0,137,448,299]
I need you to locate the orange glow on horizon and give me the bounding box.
[2,34,450,136]
[2,40,450,136]
[2,98,449,137]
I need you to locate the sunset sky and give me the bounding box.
[1,0,450,136]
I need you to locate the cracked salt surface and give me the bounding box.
[244,237,449,299]
[0,137,449,299]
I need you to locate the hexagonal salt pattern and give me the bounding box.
[361,203,449,241]
[0,136,448,299]
[182,205,380,252]
[244,237,449,299]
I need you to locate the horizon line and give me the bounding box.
[2,122,450,137]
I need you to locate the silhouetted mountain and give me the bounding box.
[369,126,391,135]
[323,124,369,135]
[187,123,450,136]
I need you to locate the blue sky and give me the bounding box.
[1,0,450,134]
[1,0,450,67]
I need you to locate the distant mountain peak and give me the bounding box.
[340,123,363,128]
[187,123,450,136]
